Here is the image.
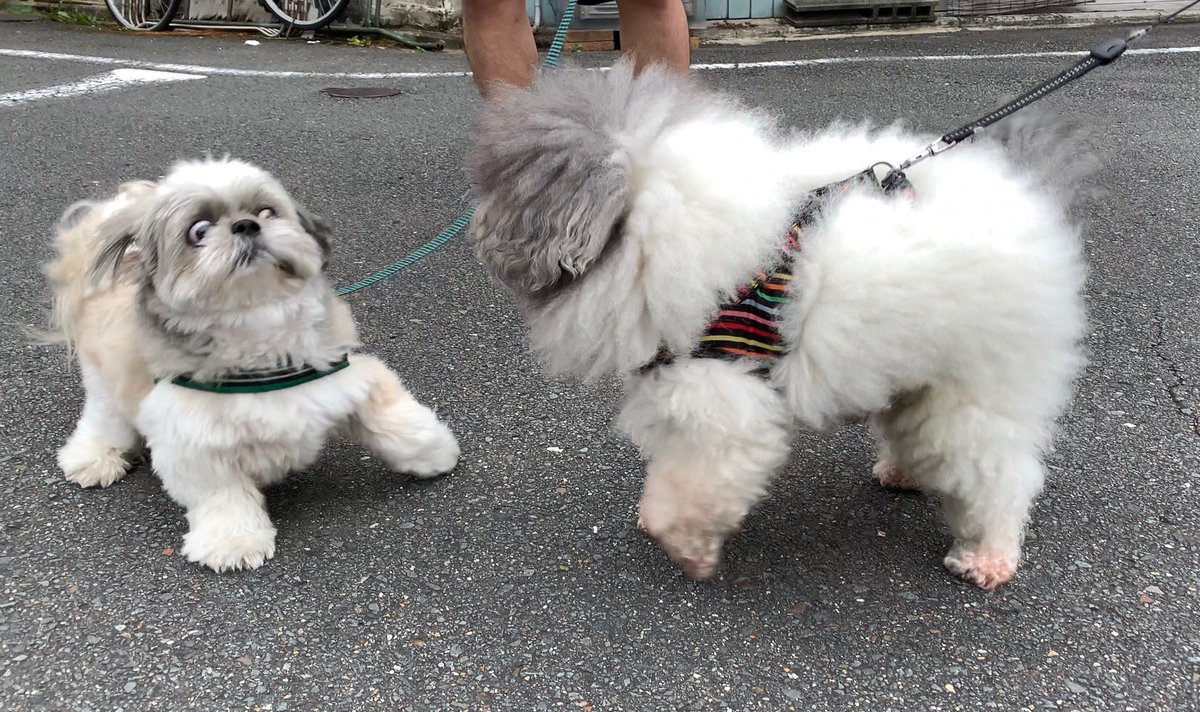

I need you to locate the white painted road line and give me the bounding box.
[0,48,469,80]
[0,46,1197,81]
[0,68,204,107]
[691,46,1200,70]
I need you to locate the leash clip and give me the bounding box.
[895,137,954,174]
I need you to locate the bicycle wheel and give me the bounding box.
[104,0,180,31]
[261,0,350,30]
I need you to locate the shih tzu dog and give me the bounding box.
[44,158,460,573]
[467,62,1094,589]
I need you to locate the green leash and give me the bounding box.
[335,0,580,297]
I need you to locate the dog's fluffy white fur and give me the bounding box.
[45,158,460,572]
[468,62,1092,589]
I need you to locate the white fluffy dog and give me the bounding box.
[44,158,460,572]
[467,63,1093,589]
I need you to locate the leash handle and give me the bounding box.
[939,45,1114,146]
[948,0,1197,146]
[893,37,1121,173]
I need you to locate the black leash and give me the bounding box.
[881,0,1199,190]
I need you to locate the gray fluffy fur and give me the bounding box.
[298,207,333,267]
[466,62,733,301]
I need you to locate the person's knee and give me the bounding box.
[464,0,526,16]
[615,0,682,10]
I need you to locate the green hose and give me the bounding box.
[336,0,579,296]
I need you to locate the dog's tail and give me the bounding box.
[466,60,747,298]
[42,182,151,348]
[979,108,1103,210]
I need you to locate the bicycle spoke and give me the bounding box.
[107,0,175,30]
[263,0,345,29]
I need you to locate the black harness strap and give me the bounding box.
[641,168,911,375]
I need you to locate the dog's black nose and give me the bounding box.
[231,219,260,236]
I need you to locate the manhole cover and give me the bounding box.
[321,87,401,98]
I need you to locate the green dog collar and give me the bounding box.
[167,354,350,394]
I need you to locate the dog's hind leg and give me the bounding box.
[58,358,139,488]
[937,451,1042,591]
[868,415,920,492]
[345,355,460,479]
[877,388,1045,590]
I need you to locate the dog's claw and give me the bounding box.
[58,445,131,489]
[182,522,277,573]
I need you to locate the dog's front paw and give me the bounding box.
[872,460,919,491]
[182,520,277,573]
[399,422,460,479]
[943,546,1017,590]
[58,442,130,489]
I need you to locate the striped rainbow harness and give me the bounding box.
[643,167,912,374]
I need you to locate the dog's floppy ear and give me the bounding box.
[90,231,137,283]
[296,203,332,266]
[467,72,629,297]
[87,181,156,283]
[56,200,97,231]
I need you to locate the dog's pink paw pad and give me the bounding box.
[943,550,1017,590]
[872,461,919,491]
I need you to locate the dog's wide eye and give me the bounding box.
[258,208,276,220]
[187,220,212,246]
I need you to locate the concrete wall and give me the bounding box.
[184,0,271,22]
[383,0,461,29]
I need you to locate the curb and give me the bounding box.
[698,9,1200,45]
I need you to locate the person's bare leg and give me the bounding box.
[616,0,691,74]
[463,0,539,97]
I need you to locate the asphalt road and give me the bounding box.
[1,18,1198,711]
